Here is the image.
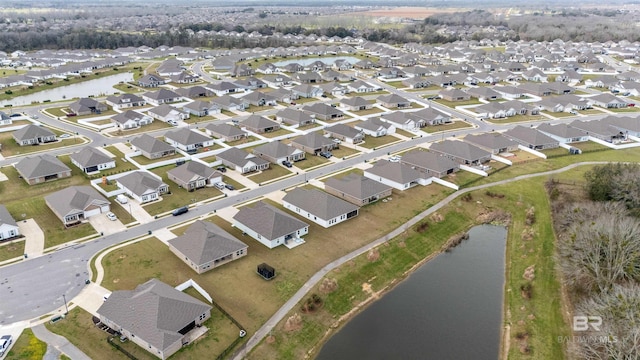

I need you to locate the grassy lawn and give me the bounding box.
[350,107,384,116]
[410,102,424,109]
[130,152,186,166]
[294,155,329,170]
[0,164,97,248]
[572,141,609,152]
[421,121,473,134]
[226,136,260,146]
[607,106,640,113]
[261,128,293,139]
[184,115,217,124]
[112,83,143,94]
[296,123,322,131]
[487,114,544,125]
[144,165,224,215]
[433,98,481,107]
[541,147,570,157]
[246,165,293,184]
[45,106,67,117]
[385,81,405,88]
[223,175,245,191]
[358,135,400,149]
[4,328,46,360]
[541,111,573,118]
[0,132,83,157]
[0,240,25,263]
[109,202,136,225]
[394,129,416,138]
[445,169,484,187]
[332,146,360,158]
[101,146,138,174]
[110,121,172,136]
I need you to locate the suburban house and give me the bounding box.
[346,80,379,93]
[282,188,359,228]
[303,103,344,121]
[168,220,248,274]
[275,108,315,127]
[466,87,502,101]
[503,125,560,150]
[354,117,395,137]
[379,111,424,130]
[232,201,309,249]
[111,110,154,129]
[324,124,364,144]
[148,104,190,123]
[69,146,116,173]
[253,141,306,164]
[204,123,247,142]
[364,161,429,190]
[45,186,111,226]
[536,123,589,144]
[464,133,520,154]
[167,162,222,191]
[182,100,220,117]
[429,140,492,165]
[12,124,56,146]
[130,134,176,159]
[400,149,460,178]
[68,98,108,116]
[209,95,248,111]
[589,93,630,109]
[97,279,212,360]
[205,81,244,97]
[239,115,280,134]
[410,107,452,125]
[270,88,298,104]
[105,94,146,109]
[569,119,627,143]
[142,89,182,106]
[164,128,215,152]
[324,173,392,206]
[15,154,71,185]
[0,111,11,126]
[137,73,165,88]
[292,84,323,98]
[377,94,411,108]
[216,147,270,174]
[290,132,337,155]
[0,205,19,241]
[174,85,213,100]
[340,96,372,111]
[439,88,471,102]
[116,171,169,203]
[240,91,277,107]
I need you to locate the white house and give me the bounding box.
[232,201,309,249]
[282,188,359,228]
[0,205,20,240]
[363,161,430,190]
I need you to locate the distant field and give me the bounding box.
[345,7,463,20]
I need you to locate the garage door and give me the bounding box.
[86,165,98,173]
[84,208,101,217]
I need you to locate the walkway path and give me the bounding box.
[232,161,609,359]
[32,324,91,360]
[20,219,44,259]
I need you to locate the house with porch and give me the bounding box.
[240,115,280,134]
[167,161,222,191]
[130,134,176,159]
[15,154,71,185]
[303,103,344,121]
[168,220,248,274]
[12,124,56,146]
[429,140,492,165]
[0,205,19,241]
[324,124,364,144]
[204,123,247,142]
[354,117,395,137]
[111,110,154,129]
[142,89,182,106]
[70,147,115,174]
[216,147,270,174]
[464,133,519,154]
[377,94,411,108]
[105,94,146,109]
[400,149,460,178]
[290,132,337,155]
[233,201,309,249]
[275,108,315,127]
[364,161,429,191]
[252,141,305,164]
[324,173,392,206]
[117,171,169,203]
[182,100,220,117]
[503,125,560,150]
[45,186,110,226]
[69,98,108,116]
[282,188,359,228]
[536,123,589,144]
[340,96,371,111]
[164,128,215,152]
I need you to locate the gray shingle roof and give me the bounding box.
[291,132,334,149]
[69,146,113,168]
[0,204,17,227]
[464,133,519,152]
[400,149,459,173]
[233,201,308,241]
[204,123,247,138]
[217,147,268,168]
[117,171,167,196]
[168,220,247,265]
[253,141,297,159]
[429,140,491,162]
[15,154,70,179]
[131,134,175,154]
[165,128,211,146]
[536,123,588,139]
[283,188,358,220]
[167,162,219,184]
[365,161,423,184]
[45,186,109,218]
[12,124,55,141]
[97,279,212,352]
[240,114,278,130]
[503,125,559,147]
[324,174,392,200]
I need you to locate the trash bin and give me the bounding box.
[24,253,28,258]
[148,230,152,235]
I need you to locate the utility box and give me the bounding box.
[257,263,276,280]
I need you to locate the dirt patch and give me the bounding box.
[283,313,302,332]
[319,278,338,294]
[266,335,275,344]
[523,265,535,281]
[430,212,444,223]
[112,278,120,283]
[344,7,460,20]
[476,209,511,225]
[361,282,373,295]
[397,240,406,248]
[521,226,535,241]
[367,249,380,262]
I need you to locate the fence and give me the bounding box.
[107,336,137,360]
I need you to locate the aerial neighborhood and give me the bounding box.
[1,5,640,360]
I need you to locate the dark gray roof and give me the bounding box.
[365,161,423,184]
[117,171,167,196]
[303,102,343,116]
[400,149,459,173]
[233,201,308,241]
[168,220,247,265]
[69,146,113,168]
[204,123,247,138]
[45,186,109,218]
[324,174,392,200]
[217,147,269,168]
[283,188,358,220]
[97,279,212,352]
[291,132,334,149]
[148,104,186,117]
[183,100,212,112]
[240,114,278,130]
[377,93,409,104]
[0,205,17,227]
[355,117,393,132]
[15,154,70,179]
[165,128,211,146]
[276,108,314,123]
[253,141,298,159]
[131,134,175,154]
[12,124,55,141]
[536,123,588,139]
[143,88,180,101]
[429,140,491,162]
[325,123,363,139]
[167,162,220,184]
[503,125,559,146]
[111,110,148,124]
[464,133,519,151]
[340,96,369,107]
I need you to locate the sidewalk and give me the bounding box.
[19,219,45,258]
[32,324,91,360]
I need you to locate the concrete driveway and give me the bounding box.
[71,283,111,317]
[88,213,125,236]
[18,219,45,258]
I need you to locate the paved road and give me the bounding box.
[32,324,91,360]
[231,161,611,360]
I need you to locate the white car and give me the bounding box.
[215,182,226,190]
[116,194,128,204]
[106,212,117,221]
[0,335,12,356]
[59,133,72,138]
[389,155,401,162]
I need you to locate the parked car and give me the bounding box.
[59,133,72,138]
[168,120,178,126]
[389,155,401,162]
[106,212,117,221]
[0,335,13,356]
[9,113,21,118]
[172,206,189,216]
[116,194,128,204]
[215,182,226,190]
[225,184,235,190]
[332,138,342,144]
[282,160,293,168]
[216,166,227,173]
[319,151,332,159]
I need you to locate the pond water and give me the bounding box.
[316,224,507,360]
[1,72,134,107]
[272,56,361,67]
